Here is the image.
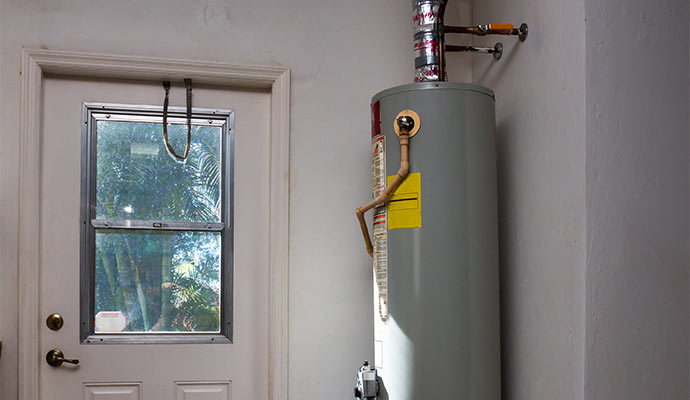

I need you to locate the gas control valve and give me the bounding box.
[354,361,379,399]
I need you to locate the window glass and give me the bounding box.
[95,230,221,333]
[96,120,222,222]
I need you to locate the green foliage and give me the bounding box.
[94,120,223,333]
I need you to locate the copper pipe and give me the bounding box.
[437,0,449,81]
[356,133,410,257]
[444,23,529,42]
[446,43,504,60]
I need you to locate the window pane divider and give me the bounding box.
[83,333,231,345]
[91,219,225,232]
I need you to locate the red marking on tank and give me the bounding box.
[371,101,381,137]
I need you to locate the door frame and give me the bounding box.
[17,48,290,400]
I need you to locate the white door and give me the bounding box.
[39,75,270,399]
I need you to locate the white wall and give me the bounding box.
[472,1,587,399]
[0,1,470,399]
[584,0,689,398]
[474,0,689,399]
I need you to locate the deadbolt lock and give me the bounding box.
[46,313,64,331]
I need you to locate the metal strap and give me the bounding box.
[162,79,193,161]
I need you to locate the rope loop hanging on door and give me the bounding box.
[162,79,193,162]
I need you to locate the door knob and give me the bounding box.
[46,313,64,331]
[46,349,79,367]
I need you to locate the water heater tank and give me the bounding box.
[369,82,500,399]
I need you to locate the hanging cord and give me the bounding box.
[162,79,193,162]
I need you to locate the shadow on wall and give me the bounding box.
[494,118,516,397]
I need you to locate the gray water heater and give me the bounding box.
[353,1,528,398]
[368,82,501,399]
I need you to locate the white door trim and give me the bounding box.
[18,49,290,400]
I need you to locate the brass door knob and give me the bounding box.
[46,349,79,367]
[46,313,64,331]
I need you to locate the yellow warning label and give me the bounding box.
[387,172,421,230]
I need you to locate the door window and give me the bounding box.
[80,103,234,343]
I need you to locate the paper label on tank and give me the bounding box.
[371,134,388,323]
[373,213,388,321]
[371,136,385,198]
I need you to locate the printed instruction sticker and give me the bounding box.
[371,136,386,198]
[371,134,388,323]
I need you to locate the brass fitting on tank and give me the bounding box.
[397,116,415,134]
[394,110,421,137]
